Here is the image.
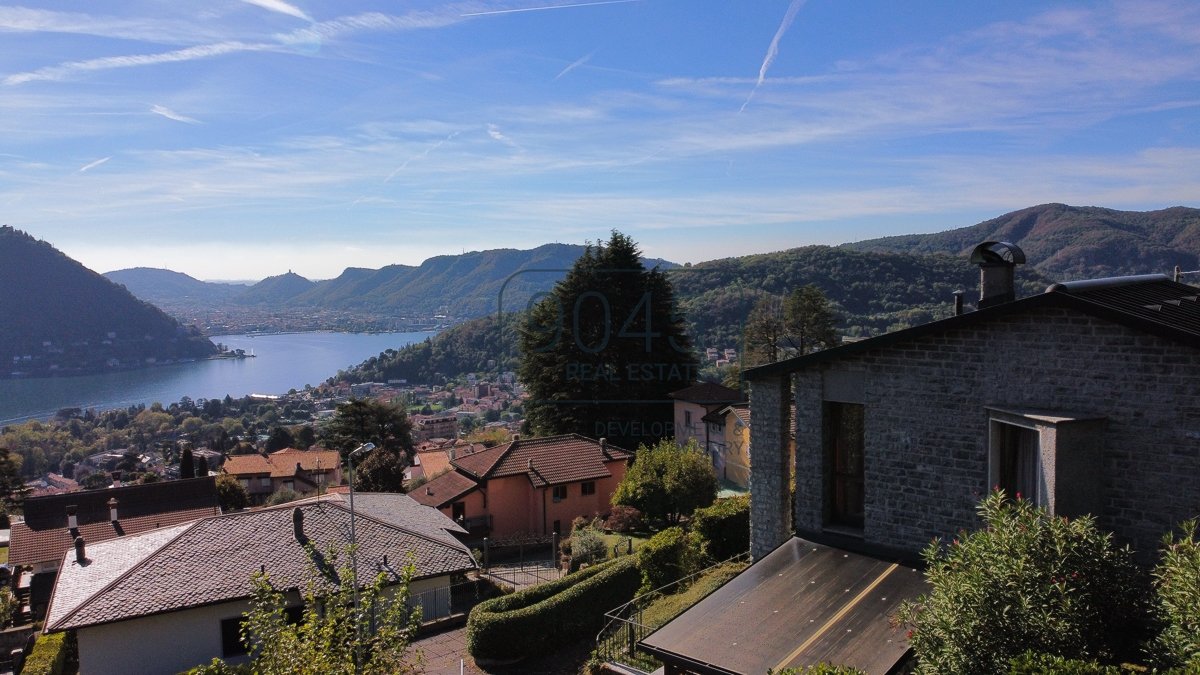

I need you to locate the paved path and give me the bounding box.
[412,625,485,675]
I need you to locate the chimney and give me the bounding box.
[448,447,456,460]
[292,507,307,544]
[512,433,520,441]
[66,505,78,530]
[74,536,86,564]
[426,486,432,496]
[108,498,119,522]
[599,437,609,458]
[111,470,122,488]
[970,241,1026,309]
[527,459,534,472]
[953,290,964,317]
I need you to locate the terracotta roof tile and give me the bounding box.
[222,448,341,479]
[489,435,630,488]
[410,471,478,509]
[46,500,476,632]
[10,507,218,566]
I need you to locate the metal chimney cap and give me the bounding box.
[970,241,1026,266]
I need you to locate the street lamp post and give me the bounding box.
[347,441,375,674]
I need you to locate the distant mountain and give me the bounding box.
[670,245,1054,347]
[0,227,217,377]
[105,267,242,305]
[236,271,316,305]
[845,204,1200,281]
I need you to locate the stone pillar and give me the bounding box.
[749,373,792,560]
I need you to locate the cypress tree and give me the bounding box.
[180,447,195,479]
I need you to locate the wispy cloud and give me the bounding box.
[556,51,595,80]
[78,157,110,173]
[385,131,461,181]
[150,105,201,124]
[3,42,264,86]
[741,0,807,112]
[241,0,312,22]
[462,0,641,18]
[486,123,521,150]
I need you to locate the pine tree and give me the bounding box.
[782,284,839,354]
[519,232,696,450]
[179,446,195,479]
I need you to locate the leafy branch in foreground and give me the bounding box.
[190,546,422,675]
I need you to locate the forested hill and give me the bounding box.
[105,267,243,306]
[0,227,217,376]
[671,245,1052,347]
[845,204,1200,281]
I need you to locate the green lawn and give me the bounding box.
[0,546,8,565]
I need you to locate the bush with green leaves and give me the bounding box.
[21,631,71,675]
[769,665,866,675]
[568,523,608,572]
[636,526,704,593]
[1151,519,1200,670]
[467,556,640,661]
[612,439,717,525]
[690,494,750,562]
[897,491,1150,675]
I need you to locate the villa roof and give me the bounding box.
[10,477,220,566]
[221,447,341,479]
[668,381,745,406]
[45,498,476,633]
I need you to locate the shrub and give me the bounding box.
[1006,651,1128,674]
[1151,519,1200,669]
[690,494,750,562]
[569,526,607,572]
[770,665,867,674]
[22,631,69,675]
[636,526,703,593]
[897,491,1150,675]
[606,505,643,533]
[466,556,640,661]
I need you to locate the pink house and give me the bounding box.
[410,434,632,541]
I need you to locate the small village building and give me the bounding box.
[668,382,744,450]
[411,434,632,540]
[702,403,752,489]
[43,494,476,675]
[221,447,342,504]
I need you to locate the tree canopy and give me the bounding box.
[742,284,839,367]
[612,439,717,525]
[519,232,696,450]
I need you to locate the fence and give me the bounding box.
[408,578,493,624]
[594,552,750,673]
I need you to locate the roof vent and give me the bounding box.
[970,241,1025,309]
[426,486,432,496]
[66,504,78,530]
[110,470,122,488]
[108,497,119,522]
[527,459,534,471]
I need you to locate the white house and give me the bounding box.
[44,494,476,675]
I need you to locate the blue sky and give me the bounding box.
[2,1,1199,280]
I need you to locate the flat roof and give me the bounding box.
[639,537,926,675]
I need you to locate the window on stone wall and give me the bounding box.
[823,402,865,530]
[990,420,1042,506]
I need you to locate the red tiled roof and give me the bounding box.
[221,448,341,479]
[452,434,632,489]
[410,471,479,509]
[10,506,218,566]
[668,381,745,405]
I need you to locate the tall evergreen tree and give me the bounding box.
[782,284,840,354]
[179,446,195,479]
[519,231,696,450]
[325,399,414,464]
[265,426,295,453]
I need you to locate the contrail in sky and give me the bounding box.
[462,0,640,18]
[78,157,110,172]
[555,51,594,80]
[741,0,807,112]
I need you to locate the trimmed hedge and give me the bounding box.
[467,556,640,661]
[636,526,703,593]
[22,631,68,675]
[690,495,750,562]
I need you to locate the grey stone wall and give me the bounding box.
[777,304,1200,558]
[749,374,791,560]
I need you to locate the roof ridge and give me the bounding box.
[332,501,472,557]
[46,518,205,632]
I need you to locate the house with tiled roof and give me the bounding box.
[10,476,220,577]
[221,447,342,504]
[43,495,476,675]
[411,434,633,541]
[701,403,752,489]
[641,244,1200,674]
[668,382,745,451]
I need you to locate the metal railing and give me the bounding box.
[594,552,750,673]
[408,578,492,624]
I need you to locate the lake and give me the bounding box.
[0,331,435,425]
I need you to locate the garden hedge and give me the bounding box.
[690,494,750,562]
[466,556,640,661]
[21,631,68,675]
